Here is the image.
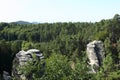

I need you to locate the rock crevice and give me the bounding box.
[86,40,105,73]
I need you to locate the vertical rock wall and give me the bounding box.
[86,40,105,73]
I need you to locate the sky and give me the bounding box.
[0,0,120,23]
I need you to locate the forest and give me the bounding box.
[0,14,120,79]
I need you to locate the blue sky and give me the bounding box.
[0,0,120,22]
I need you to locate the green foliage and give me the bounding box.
[20,54,45,79]
[70,59,90,80]
[19,53,91,80]
[0,14,120,79]
[41,53,71,80]
[11,40,22,57]
[117,39,120,60]
[108,70,120,79]
[22,41,33,50]
[103,53,114,72]
[95,30,107,41]
[95,53,119,80]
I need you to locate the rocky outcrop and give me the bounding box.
[12,49,44,80]
[86,40,105,73]
[3,71,11,80]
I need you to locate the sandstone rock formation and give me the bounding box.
[12,49,44,80]
[86,40,105,73]
[3,71,11,80]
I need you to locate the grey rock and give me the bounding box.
[86,40,105,73]
[12,49,44,80]
[16,49,44,66]
[3,71,11,80]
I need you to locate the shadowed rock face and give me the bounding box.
[86,40,105,73]
[12,49,44,80]
[3,71,11,80]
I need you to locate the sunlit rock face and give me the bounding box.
[12,49,44,80]
[86,40,105,73]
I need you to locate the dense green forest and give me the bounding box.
[0,14,120,79]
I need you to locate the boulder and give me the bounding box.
[3,71,11,80]
[86,40,105,73]
[12,49,44,80]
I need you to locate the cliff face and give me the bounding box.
[86,40,105,73]
[12,49,44,80]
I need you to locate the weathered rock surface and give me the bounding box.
[12,49,44,80]
[3,71,11,80]
[86,40,105,73]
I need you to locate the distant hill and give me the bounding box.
[11,21,40,24]
[11,21,32,24]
